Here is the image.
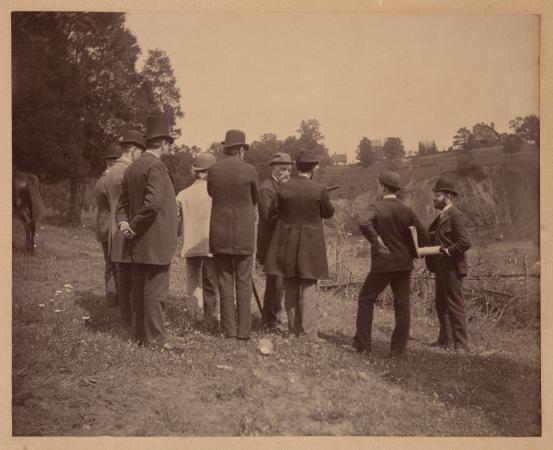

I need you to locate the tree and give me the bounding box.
[509,115,540,147]
[452,127,472,151]
[417,140,439,157]
[356,137,376,167]
[383,137,405,161]
[503,133,524,157]
[296,119,333,167]
[246,133,282,181]
[140,49,184,137]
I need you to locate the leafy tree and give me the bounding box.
[418,140,439,157]
[503,133,524,157]
[383,137,405,161]
[452,127,472,151]
[509,115,540,147]
[140,49,184,137]
[12,12,185,223]
[356,137,377,167]
[296,119,333,167]
[246,133,282,181]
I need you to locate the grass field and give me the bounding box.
[12,221,541,436]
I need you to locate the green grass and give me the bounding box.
[12,222,540,436]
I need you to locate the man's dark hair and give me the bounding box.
[296,161,318,172]
[223,145,243,156]
[147,137,170,149]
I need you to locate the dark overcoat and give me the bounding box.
[207,155,259,255]
[95,171,110,244]
[425,206,471,277]
[115,152,178,266]
[257,176,279,264]
[263,176,334,280]
[104,157,131,263]
[359,197,429,273]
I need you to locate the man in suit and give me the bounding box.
[95,144,120,307]
[264,150,334,343]
[352,172,429,357]
[115,116,179,349]
[176,152,219,332]
[207,130,259,340]
[426,178,471,352]
[104,130,146,328]
[257,152,293,329]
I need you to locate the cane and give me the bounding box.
[251,274,263,317]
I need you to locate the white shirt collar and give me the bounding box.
[298,173,311,179]
[120,156,133,164]
[145,150,160,159]
[383,194,397,199]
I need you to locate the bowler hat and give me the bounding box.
[120,130,146,150]
[221,129,249,149]
[104,143,121,159]
[192,152,217,171]
[144,116,174,143]
[295,150,319,164]
[433,177,458,196]
[268,152,293,166]
[379,171,401,190]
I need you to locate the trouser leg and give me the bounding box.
[299,278,318,339]
[201,257,219,331]
[141,263,169,347]
[102,242,117,305]
[131,263,146,345]
[353,272,391,352]
[235,254,253,339]
[390,270,412,355]
[185,257,202,319]
[214,254,237,338]
[117,262,133,328]
[262,274,281,325]
[439,268,469,349]
[283,278,301,335]
[434,270,453,345]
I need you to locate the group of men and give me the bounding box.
[96,114,471,355]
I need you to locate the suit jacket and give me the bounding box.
[426,206,471,277]
[95,171,110,243]
[263,176,334,280]
[257,176,279,264]
[104,157,132,263]
[359,197,429,274]
[207,155,259,255]
[115,152,178,265]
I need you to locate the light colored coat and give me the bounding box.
[176,179,212,258]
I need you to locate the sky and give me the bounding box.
[125,13,539,159]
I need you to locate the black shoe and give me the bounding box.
[428,340,451,348]
[236,336,251,341]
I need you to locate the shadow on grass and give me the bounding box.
[320,328,541,436]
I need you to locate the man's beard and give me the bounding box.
[433,198,447,210]
[279,174,290,183]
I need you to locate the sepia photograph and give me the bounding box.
[9,3,545,441]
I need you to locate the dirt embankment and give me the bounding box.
[346,164,539,241]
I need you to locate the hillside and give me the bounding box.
[319,146,539,241]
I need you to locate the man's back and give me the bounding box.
[360,197,427,273]
[117,153,177,265]
[95,171,110,243]
[207,156,259,255]
[177,180,212,257]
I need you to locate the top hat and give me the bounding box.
[268,152,293,166]
[295,150,319,164]
[104,143,122,159]
[433,177,458,196]
[144,116,174,143]
[192,152,217,171]
[221,129,249,149]
[120,130,146,150]
[379,171,402,190]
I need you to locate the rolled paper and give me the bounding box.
[417,246,443,256]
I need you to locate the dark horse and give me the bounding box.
[13,170,44,254]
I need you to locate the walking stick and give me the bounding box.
[251,274,263,316]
